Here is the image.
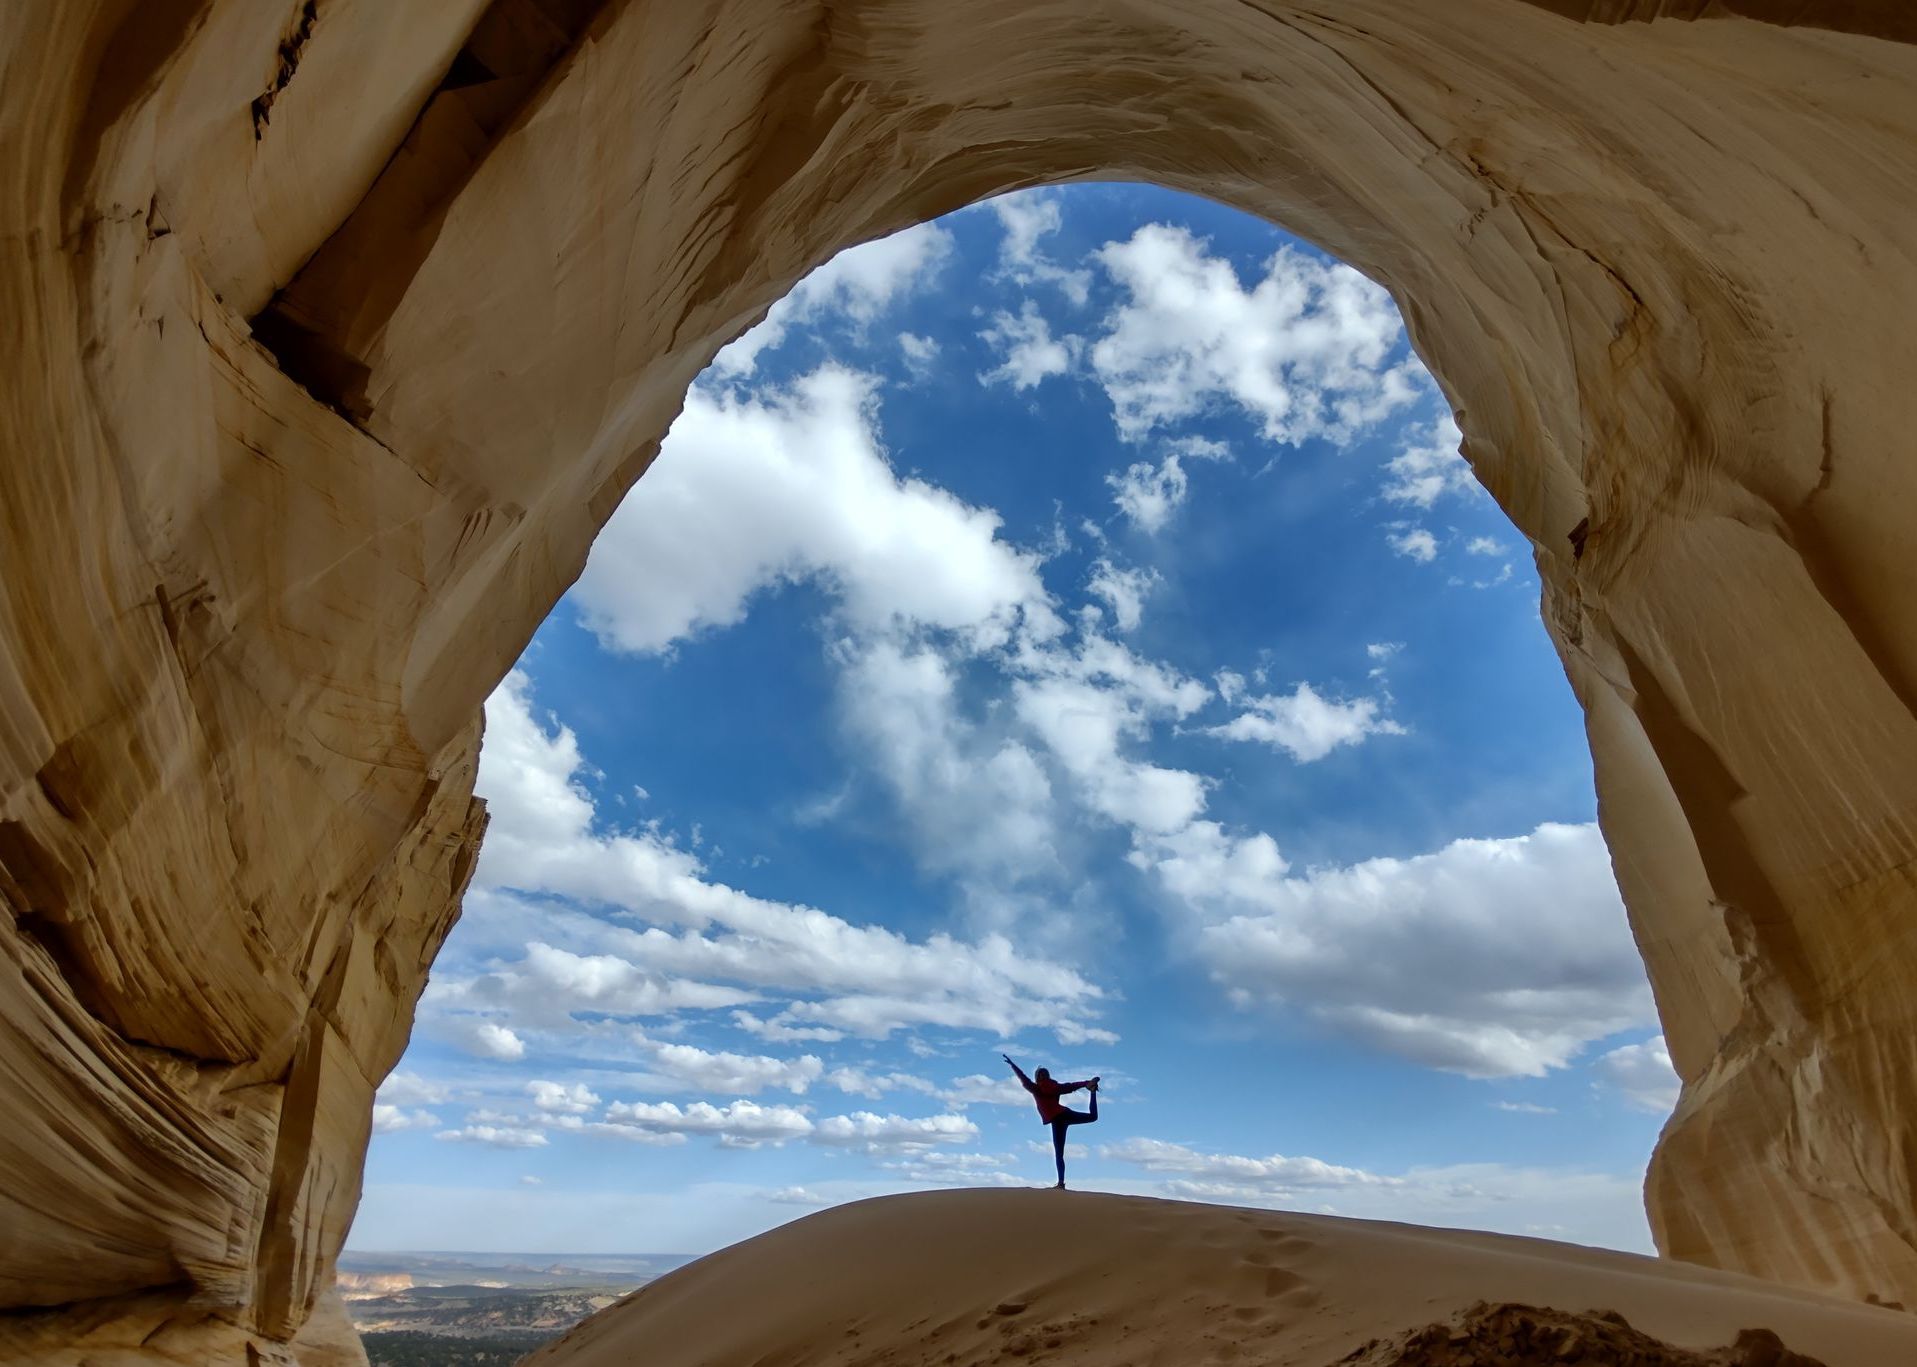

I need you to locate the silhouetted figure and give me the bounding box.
[1003,1053,1100,1189]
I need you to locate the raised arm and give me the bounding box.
[1002,1053,1034,1090]
[1057,1079,1089,1094]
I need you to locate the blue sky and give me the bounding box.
[352,185,1679,1258]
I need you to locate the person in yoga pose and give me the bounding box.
[1002,1053,1100,1189]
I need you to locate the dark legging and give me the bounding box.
[1049,1090,1098,1185]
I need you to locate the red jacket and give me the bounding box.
[1023,1074,1088,1123]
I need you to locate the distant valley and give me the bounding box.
[339,1252,692,1365]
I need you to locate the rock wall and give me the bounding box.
[2,1,1915,1360]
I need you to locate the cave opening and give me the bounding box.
[10,5,1917,1361]
[342,187,1670,1335]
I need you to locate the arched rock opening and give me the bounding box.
[3,0,1916,1359]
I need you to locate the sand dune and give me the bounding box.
[526,1190,1917,1366]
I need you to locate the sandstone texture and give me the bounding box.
[2,1,1915,1362]
[523,1190,1917,1366]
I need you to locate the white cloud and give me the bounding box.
[897,331,939,378]
[1203,682,1404,763]
[1091,224,1421,444]
[436,1124,549,1149]
[1085,559,1159,632]
[376,1072,448,1108]
[880,1151,1022,1185]
[1366,642,1401,662]
[573,366,1050,655]
[1137,822,1654,1078]
[979,301,1079,390]
[1014,676,1208,835]
[371,1105,439,1133]
[1106,451,1189,533]
[586,1098,976,1154]
[1101,1137,1399,1191]
[601,1098,816,1146]
[985,190,1092,304]
[937,1073,1031,1107]
[446,673,1116,1051]
[733,1011,844,1044]
[459,1021,527,1061]
[1466,536,1505,556]
[1105,1153,1650,1250]
[1214,669,1247,704]
[1593,1035,1681,1113]
[1387,527,1439,563]
[528,1080,601,1115]
[432,940,752,1036]
[834,638,1062,887]
[812,1111,979,1151]
[1493,1101,1559,1115]
[768,1186,835,1206]
[1383,414,1477,508]
[643,1041,826,1095]
[713,223,953,376]
[822,1066,934,1099]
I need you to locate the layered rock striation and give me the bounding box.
[2,1,1916,1360]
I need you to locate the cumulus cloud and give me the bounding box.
[436,1124,549,1149]
[937,1073,1031,1107]
[642,1041,827,1095]
[769,1186,835,1206]
[979,301,1079,390]
[713,222,953,377]
[813,1111,980,1151]
[377,1072,449,1108]
[599,1098,816,1147]
[440,673,1116,1052]
[1203,682,1405,763]
[371,1105,439,1134]
[1101,1137,1399,1191]
[1106,1145,1648,1248]
[573,365,1049,655]
[528,1080,601,1115]
[985,190,1092,304]
[1593,1035,1681,1113]
[880,1151,1022,1185]
[834,637,1063,888]
[897,331,940,378]
[1106,452,1189,533]
[1466,536,1505,556]
[733,1011,844,1044]
[1090,224,1421,444]
[823,1066,936,1100]
[1383,414,1477,508]
[1014,676,1208,836]
[459,1021,527,1061]
[584,1098,976,1153]
[1387,527,1439,563]
[1137,822,1654,1078]
[1085,560,1159,632]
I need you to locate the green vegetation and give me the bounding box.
[362,1329,552,1365]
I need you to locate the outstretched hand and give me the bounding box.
[1001,1053,1015,1067]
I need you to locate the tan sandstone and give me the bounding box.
[2,1,1915,1361]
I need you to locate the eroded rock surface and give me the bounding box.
[3,1,1916,1361]
[1338,1303,1827,1367]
